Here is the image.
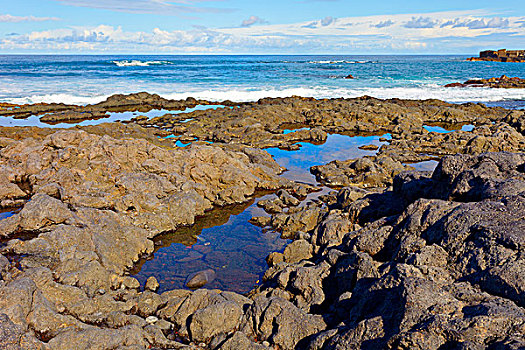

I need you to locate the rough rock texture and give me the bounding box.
[0,92,222,121]
[311,155,413,188]
[0,126,293,349]
[254,153,525,349]
[445,75,525,88]
[140,95,513,149]
[1,92,525,349]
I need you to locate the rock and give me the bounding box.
[146,316,158,325]
[277,189,300,206]
[185,269,216,289]
[218,331,267,350]
[445,75,525,89]
[189,301,243,342]
[145,276,159,292]
[0,313,25,348]
[271,206,324,239]
[358,144,379,150]
[266,252,285,267]
[121,277,141,290]
[46,325,148,350]
[311,211,354,248]
[248,216,271,227]
[136,291,163,317]
[283,240,313,263]
[241,296,326,350]
[257,198,285,214]
[311,156,413,188]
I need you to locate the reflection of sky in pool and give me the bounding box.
[0,105,225,128]
[133,194,288,294]
[133,132,387,293]
[266,133,387,185]
[424,124,474,133]
[409,160,439,172]
[0,211,14,221]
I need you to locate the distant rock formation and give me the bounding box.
[468,49,525,63]
[445,75,525,88]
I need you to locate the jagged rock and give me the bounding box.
[282,239,313,264]
[145,276,159,292]
[276,189,300,206]
[240,296,326,350]
[311,155,413,188]
[189,301,243,342]
[217,331,267,350]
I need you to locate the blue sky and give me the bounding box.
[0,0,524,54]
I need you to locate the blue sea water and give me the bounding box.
[1,55,525,106]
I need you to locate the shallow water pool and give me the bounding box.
[132,132,388,293]
[132,193,287,294]
[0,105,226,128]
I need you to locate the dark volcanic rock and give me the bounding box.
[311,155,414,188]
[1,91,525,349]
[445,75,525,88]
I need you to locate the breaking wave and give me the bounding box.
[4,85,525,107]
[112,60,173,67]
[307,60,375,64]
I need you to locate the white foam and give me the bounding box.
[5,93,110,105]
[3,85,525,106]
[161,86,525,103]
[307,60,374,64]
[112,60,172,67]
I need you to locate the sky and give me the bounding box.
[0,0,524,54]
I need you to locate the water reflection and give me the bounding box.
[0,105,225,128]
[266,133,387,185]
[0,209,14,221]
[132,192,288,294]
[132,133,389,293]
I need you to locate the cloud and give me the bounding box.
[3,10,525,54]
[241,16,268,27]
[301,16,336,29]
[302,21,318,29]
[320,16,336,26]
[54,0,231,16]
[373,20,394,28]
[0,14,60,22]
[442,17,510,29]
[404,16,439,29]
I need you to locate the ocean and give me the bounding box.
[1,55,525,107]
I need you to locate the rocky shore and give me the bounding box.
[1,93,524,349]
[445,75,525,89]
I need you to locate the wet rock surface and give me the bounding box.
[0,93,524,349]
[445,75,525,88]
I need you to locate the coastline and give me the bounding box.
[1,93,525,349]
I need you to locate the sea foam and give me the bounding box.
[4,85,525,106]
[112,60,172,67]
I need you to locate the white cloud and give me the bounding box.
[373,20,394,28]
[2,10,525,53]
[240,16,268,27]
[404,17,439,29]
[320,16,336,26]
[441,17,510,29]
[0,14,60,22]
